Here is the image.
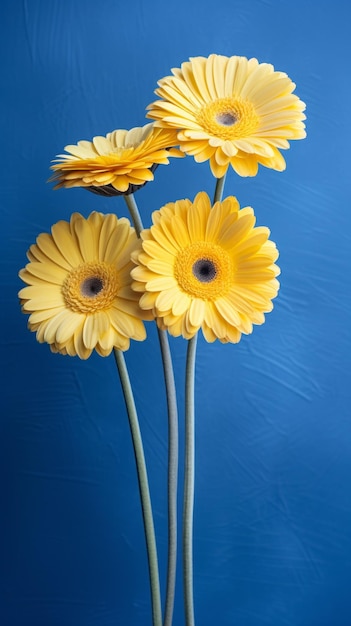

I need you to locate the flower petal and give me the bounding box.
[131,192,279,343]
[147,54,305,177]
[18,212,147,357]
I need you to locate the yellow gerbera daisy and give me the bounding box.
[18,212,147,359]
[50,123,183,195]
[131,192,280,342]
[147,54,306,177]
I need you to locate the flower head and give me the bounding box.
[131,192,280,342]
[50,123,183,195]
[147,54,306,177]
[19,212,147,359]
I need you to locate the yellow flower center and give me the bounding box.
[174,242,233,300]
[62,261,119,313]
[94,148,134,165]
[196,97,259,139]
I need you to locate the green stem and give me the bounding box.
[181,174,226,626]
[158,328,178,626]
[183,334,198,626]
[113,348,162,626]
[124,192,144,236]
[213,173,227,204]
[123,193,179,626]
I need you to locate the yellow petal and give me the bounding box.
[28,307,65,324]
[19,284,61,301]
[214,297,241,326]
[201,322,217,343]
[82,312,109,349]
[139,291,158,310]
[55,312,85,344]
[148,226,179,257]
[51,220,84,267]
[188,192,211,241]
[170,214,191,247]
[74,331,93,360]
[21,261,67,285]
[230,155,259,177]
[146,276,178,291]
[189,298,206,327]
[156,287,180,312]
[21,291,65,311]
[109,308,141,339]
[172,291,191,316]
[104,221,131,265]
[43,309,72,344]
[36,233,73,270]
[203,301,227,339]
[92,135,113,155]
[73,216,98,262]
[219,212,255,248]
[209,156,229,178]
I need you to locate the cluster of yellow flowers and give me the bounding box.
[19,54,306,359]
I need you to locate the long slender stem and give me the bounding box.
[181,174,227,626]
[213,173,227,204]
[124,192,144,236]
[123,192,179,626]
[113,348,162,626]
[157,328,178,626]
[183,334,198,626]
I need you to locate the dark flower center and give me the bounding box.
[216,112,237,126]
[81,276,104,297]
[192,259,217,283]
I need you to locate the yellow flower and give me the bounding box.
[147,54,306,177]
[131,192,280,343]
[50,123,183,195]
[18,212,147,359]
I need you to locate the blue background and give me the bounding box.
[1,1,350,625]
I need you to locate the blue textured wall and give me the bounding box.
[1,1,351,625]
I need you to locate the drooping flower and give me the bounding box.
[18,212,147,359]
[50,123,183,195]
[146,54,306,178]
[131,192,280,342]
